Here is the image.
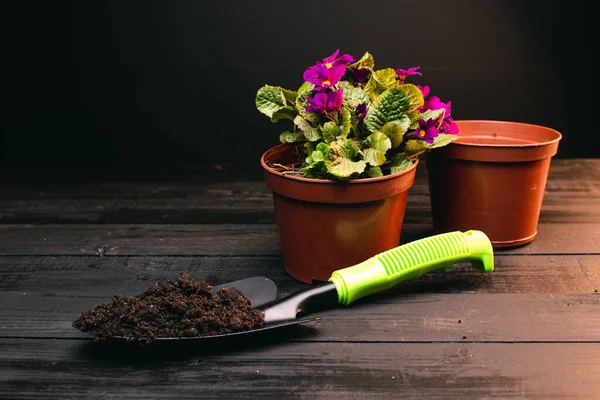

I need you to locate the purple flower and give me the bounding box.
[422,95,447,113]
[306,89,344,113]
[350,68,369,83]
[420,94,458,135]
[416,119,440,144]
[303,50,355,88]
[440,107,459,134]
[417,85,430,98]
[396,66,422,84]
[322,49,354,67]
[355,103,367,119]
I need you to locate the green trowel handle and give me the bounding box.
[329,230,494,306]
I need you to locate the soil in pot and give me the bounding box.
[72,272,265,343]
[426,120,561,248]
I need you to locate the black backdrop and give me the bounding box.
[1,0,595,170]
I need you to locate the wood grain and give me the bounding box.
[1,160,598,225]
[1,255,599,296]
[1,159,599,399]
[0,339,598,399]
[2,292,599,342]
[0,223,599,256]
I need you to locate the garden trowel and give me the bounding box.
[130,229,494,341]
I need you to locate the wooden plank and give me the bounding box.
[0,223,598,256]
[0,224,283,256]
[1,256,598,296]
[0,339,598,399]
[2,292,599,342]
[0,160,598,225]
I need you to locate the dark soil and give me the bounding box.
[72,272,265,343]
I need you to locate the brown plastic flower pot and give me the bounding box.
[426,120,562,248]
[261,144,418,283]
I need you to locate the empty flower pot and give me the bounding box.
[261,144,418,283]
[426,120,562,248]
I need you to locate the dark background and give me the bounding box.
[1,0,595,172]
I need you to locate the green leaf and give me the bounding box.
[255,85,287,118]
[294,115,321,142]
[364,68,399,100]
[404,139,429,159]
[271,106,296,122]
[311,149,325,162]
[322,121,341,143]
[324,139,366,179]
[349,52,375,70]
[365,131,392,151]
[279,131,306,144]
[407,109,422,130]
[330,138,360,159]
[366,166,383,178]
[316,142,330,154]
[363,131,392,166]
[304,141,316,156]
[302,150,328,179]
[282,88,298,104]
[364,89,412,132]
[389,153,414,174]
[379,122,409,148]
[295,90,320,124]
[339,81,370,108]
[430,133,458,149]
[399,84,424,109]
[297,81,314,94]
[421,108,444,122]
[404,134,457,159]
[326,158,367,179]
[341,107,352,136]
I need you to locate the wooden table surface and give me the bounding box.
[1,159,599,399]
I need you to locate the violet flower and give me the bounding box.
[355,103,367,120]
[396,66,422,84]
[422,95,447,113]
[421,94,458,135]
[417,85,430,98]
[350,68,369,84]
[416,119,440,144]
[306,89,344,113]
[303,50,355,88]
[440,104,459,134]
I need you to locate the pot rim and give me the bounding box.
[452,120,562,148]
[260,143,419,184]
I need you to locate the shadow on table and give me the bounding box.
[76,322,318,364]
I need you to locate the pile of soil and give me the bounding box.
[72,272,265,343]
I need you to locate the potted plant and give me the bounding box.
[255,50,458,283]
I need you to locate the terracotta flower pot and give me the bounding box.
[426,120,562,248]
[261,144,418,283]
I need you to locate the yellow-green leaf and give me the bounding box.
[365,89,412,132]
[322,121,341,143]
[279,131,306,143]
[431,133,458,149]
[404,139,429,159]
[256,85,286,118]
[399,84,424,109]
[349,52,375,70]
[379,122,409,148]
[365,68,399,100]
[367,166,383,178]
[389,153,414,174]
[294,115,321,141]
